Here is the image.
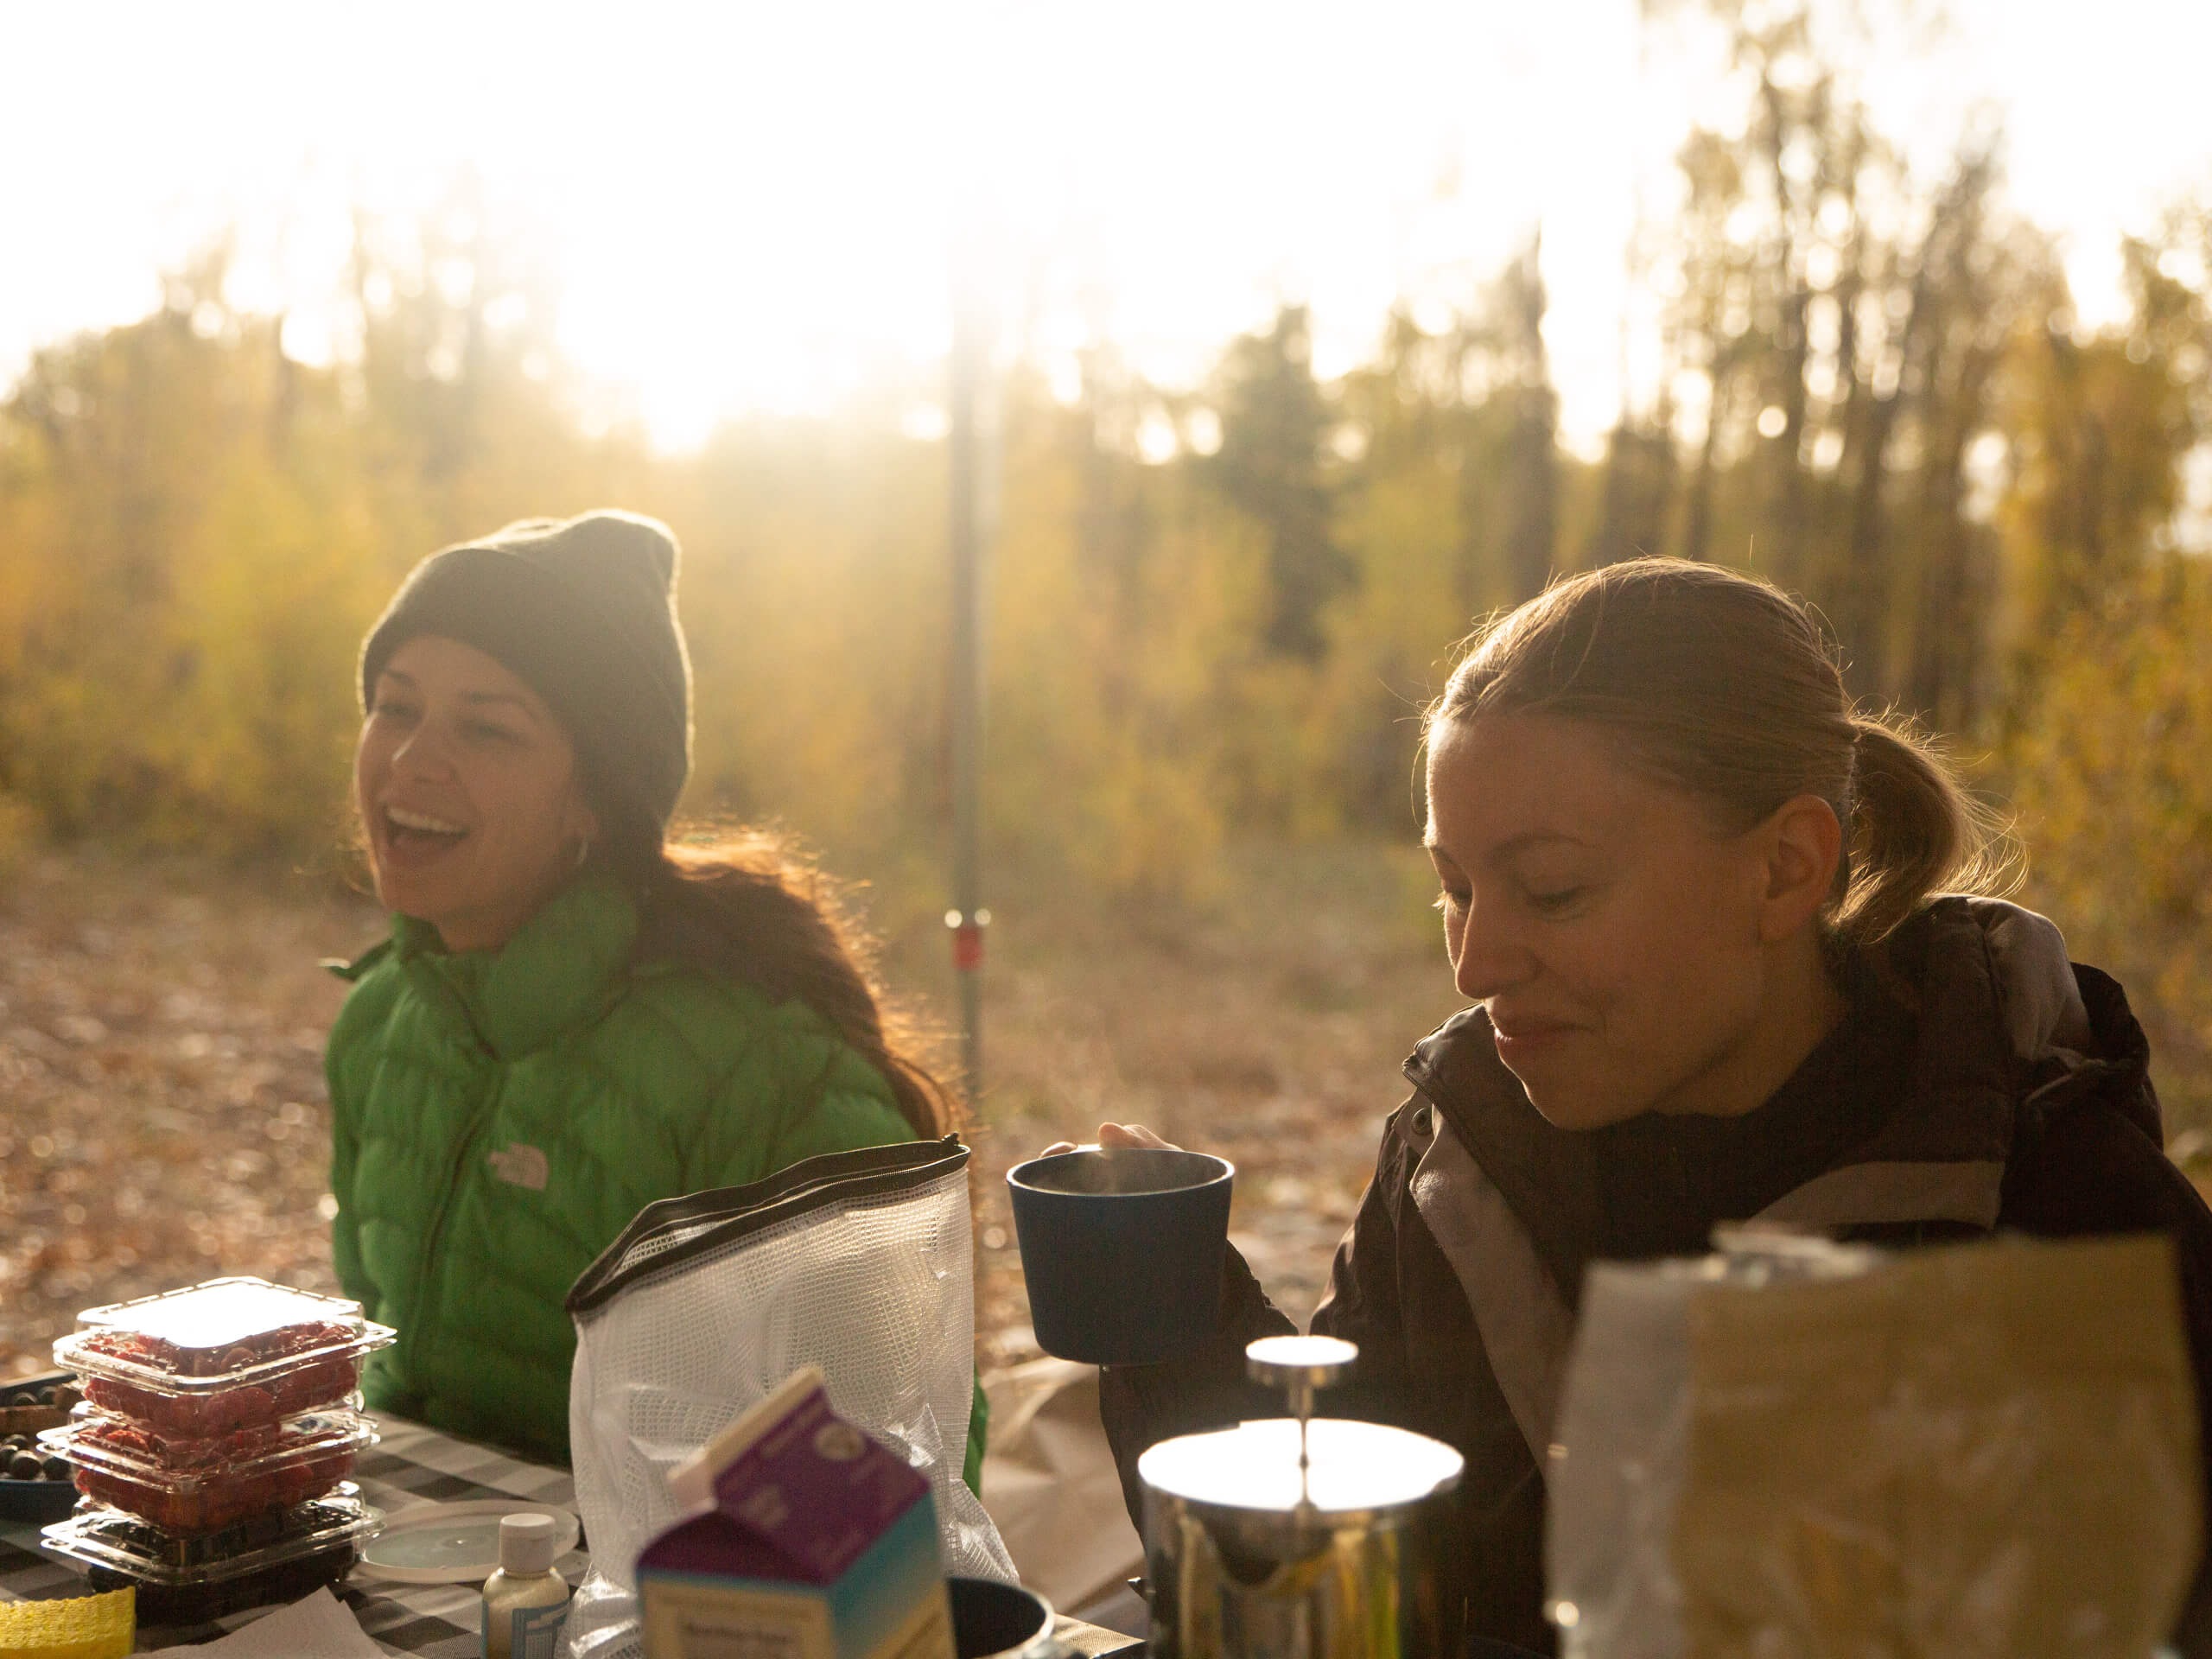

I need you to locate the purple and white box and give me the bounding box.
[639,1369,954,1659]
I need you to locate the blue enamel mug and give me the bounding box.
[1007,1147,1235,1367]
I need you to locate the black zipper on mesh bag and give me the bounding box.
[564,1135,970,1318]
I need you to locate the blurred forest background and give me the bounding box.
[2,1,2209,1366]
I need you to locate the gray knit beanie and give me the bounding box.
[359,511,694,854]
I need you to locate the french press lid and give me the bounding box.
[1136,1337,1464,1517]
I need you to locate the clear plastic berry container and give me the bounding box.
[41,1403,377,1535]
[41,1488,383,1625]
[55,1278,395,1438]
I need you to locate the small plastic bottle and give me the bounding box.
[481,1513,571,1659]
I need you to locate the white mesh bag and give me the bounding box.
[562,1135,1016,1659]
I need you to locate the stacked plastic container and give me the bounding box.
[39,1277,397,1623]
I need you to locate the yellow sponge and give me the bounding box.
[0,1587,135,1659]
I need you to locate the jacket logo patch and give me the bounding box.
[487,1142,550,1191]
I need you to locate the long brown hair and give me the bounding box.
[1425,558,2012,945]
[603,822,958,1140]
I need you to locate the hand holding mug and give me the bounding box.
[1039,1121,1182,1157]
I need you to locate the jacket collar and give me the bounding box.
[1402,898,2142,1300]
[387,874,639,1060]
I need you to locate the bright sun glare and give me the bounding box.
[4,0,2209,455]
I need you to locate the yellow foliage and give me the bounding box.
[149,455,389,849]
[2008,563,2212,1131]
[984,404,1269,899]
[0,789,39,880]
[0,231,2202,1103]
[679,429,950,849]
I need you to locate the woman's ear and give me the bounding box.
[1757,794,1843,944]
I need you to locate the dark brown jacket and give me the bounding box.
[1101,899,2212,1653]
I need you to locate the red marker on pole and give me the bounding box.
[948,910,988,975]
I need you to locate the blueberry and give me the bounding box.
[43,1457,70,1481]
[6,1452,39,1479]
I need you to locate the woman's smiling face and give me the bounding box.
[355,634,598,953]
[1424,711,1808,1130]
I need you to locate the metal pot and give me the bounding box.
[947,1576,1063,1659]
[1137,1338,1465,1659]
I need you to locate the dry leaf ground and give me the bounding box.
[0,849,375,1376]
[1,841,1463,1381]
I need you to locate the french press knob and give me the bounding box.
[1247,1334,1357,1417]
[1246,1335,1357,1499]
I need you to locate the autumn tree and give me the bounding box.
[1207,305,1355,660]
[1639,0,2056,728]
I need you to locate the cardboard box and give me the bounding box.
[639,1368,955,1659]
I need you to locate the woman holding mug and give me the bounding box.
[1084,558,2212,1651]
[325,510,982,1477]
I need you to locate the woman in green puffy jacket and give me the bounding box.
[325,509,983,1478]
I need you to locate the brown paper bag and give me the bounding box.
[978,1357,1146,1614]
[1674,1234,2201,1659]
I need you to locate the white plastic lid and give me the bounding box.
[499,1511,557,1575]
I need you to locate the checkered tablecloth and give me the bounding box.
[0,1413,587,1656]
[2,1412,1144,1657]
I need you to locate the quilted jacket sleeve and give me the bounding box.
[682,993,914,1192]
[759,1062,917,1174]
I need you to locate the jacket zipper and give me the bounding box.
[396,956,504,1389]
[399,1075,505,1385]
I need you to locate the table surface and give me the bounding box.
[2,1414,585,1656]
[1,1413,1142,1656]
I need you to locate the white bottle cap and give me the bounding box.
[499,1512,558,1576]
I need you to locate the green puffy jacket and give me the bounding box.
[325,873,987,1482]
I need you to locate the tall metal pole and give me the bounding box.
[946,226,994,1103]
